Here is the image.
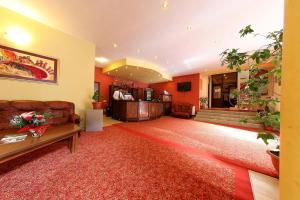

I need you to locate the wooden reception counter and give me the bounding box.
[112,101,163,121]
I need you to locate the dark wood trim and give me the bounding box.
[0,124,80,164]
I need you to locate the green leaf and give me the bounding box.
[257,132,276,145]
[239,25,254,37]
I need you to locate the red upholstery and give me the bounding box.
[171,103,193,118]
[0,100,80,130]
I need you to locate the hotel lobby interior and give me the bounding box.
[0,0,300,199]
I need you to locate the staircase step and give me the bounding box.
[194,115,258,124]
[199,109,256,116]
[196,112,257,120]
[194,118,263,129]
[194,109,262,129]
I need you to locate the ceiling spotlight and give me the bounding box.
[162,1,168,9]
[113,43,118,48]
[95,57,109,63]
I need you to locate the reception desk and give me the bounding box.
[112,101,163,121]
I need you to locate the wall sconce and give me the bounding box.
[4,27,32,45]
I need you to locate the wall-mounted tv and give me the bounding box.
[177,82,191,92]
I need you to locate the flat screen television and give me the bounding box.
[177,82,191,92]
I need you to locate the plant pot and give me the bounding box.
[267,149,279,173]
[264,126,274,132]
[92,102,103,110]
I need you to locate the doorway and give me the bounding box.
[211,72,237,108]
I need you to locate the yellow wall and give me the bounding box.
[0,7,95,123]
[280,0,300,199]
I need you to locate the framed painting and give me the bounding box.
[0,45,57,83]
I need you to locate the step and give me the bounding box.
[199,109,257,116]
[194,118,263,129]
[194,114,259,124]
[196,112,257,120]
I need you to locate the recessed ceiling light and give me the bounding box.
[95,57,109,63]
[187,25,192,31]
[162,1,168,9]
[113,43,118,48]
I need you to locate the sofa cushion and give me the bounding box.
[0,101,13,111]
[11,101,47,111]
[51,110,64,118]
[46,101,73,110]
[48,117,69,125]
[172,111,190,117]
[0,100,77,130]
[172,103,193,119]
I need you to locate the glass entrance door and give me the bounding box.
[211,72,237,108]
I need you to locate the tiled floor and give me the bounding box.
[103,116,122,127]
[249,170,279,200]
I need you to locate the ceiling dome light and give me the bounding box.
[162,1,168,9]
[95,57,109,63]
[4,27,31,45]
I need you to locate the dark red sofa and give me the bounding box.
[171,103,194,118]
[0,100,80,131]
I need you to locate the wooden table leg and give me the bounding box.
[69,132,78,153]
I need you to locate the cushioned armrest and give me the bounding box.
[70,114,80,124]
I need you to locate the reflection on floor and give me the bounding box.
[249,170,279,200]
[103,116,122,127]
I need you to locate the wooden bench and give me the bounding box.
[0,124,81,164]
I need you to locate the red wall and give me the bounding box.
[150,73,200,111]
[95,68,114,102]
[94,67,149,102]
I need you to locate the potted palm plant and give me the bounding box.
[257,132,280,172]
[220,25,282,172]
[92,90,103,110]
[199,97,208,109]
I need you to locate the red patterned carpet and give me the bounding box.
[117,117,278,177]
[0,117,271,199]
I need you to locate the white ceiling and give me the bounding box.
[0,0,284,76]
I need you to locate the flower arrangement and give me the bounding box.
[10,111,52,137]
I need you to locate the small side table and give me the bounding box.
[86,109,103,132]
